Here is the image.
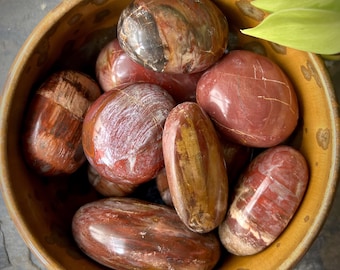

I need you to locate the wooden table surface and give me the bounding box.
[0,1,339,269]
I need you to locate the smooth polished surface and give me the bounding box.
[0,0,339,269]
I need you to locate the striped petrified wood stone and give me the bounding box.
[219,145,309,255]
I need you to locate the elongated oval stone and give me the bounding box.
[162,102,228,233]
[72,197,221,270]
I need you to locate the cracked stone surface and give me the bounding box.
[0,0,340,269]
[0,2,60,269]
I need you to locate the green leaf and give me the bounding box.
[251,0,340,13]
[241,9,340,55]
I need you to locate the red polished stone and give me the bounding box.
[219,145,309,255]
[22,70,101,176]
[87,164,137,197]
[96,39,201,102]
[72,197,221,270]
[156,168,173,207]
[197,50,299,148]
[219,137,253,185]
[82,83,175,184]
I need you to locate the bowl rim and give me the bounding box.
[0,1,81,269]
[281,52,340,268]
[0,0,339,269]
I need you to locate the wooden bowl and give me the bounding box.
[0,0,339,269]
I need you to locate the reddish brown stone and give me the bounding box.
[197,50,299,148]
[82,83,175,184]
[87,165,137,197]
[162,102,228,233]
[96,39,201,102]
[155,168,173,207]
[219,145,309,255]
[22,70,101,175]
[117,0,228,73]
[72,197,221,270]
